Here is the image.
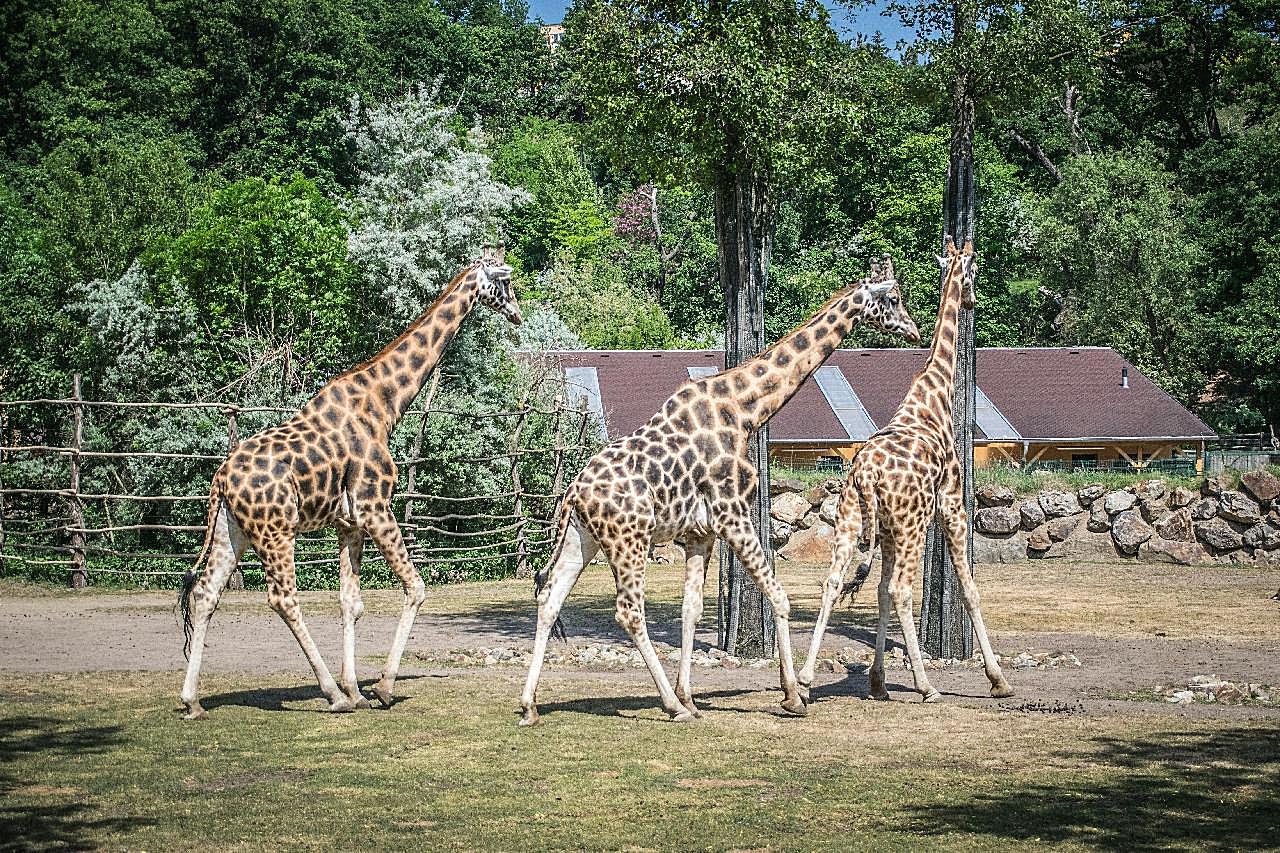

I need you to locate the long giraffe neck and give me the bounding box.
[304,270,481,436]
[731,286,873,426]
[912,261,965,425]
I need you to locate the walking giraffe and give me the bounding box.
[519,257,921,725]
[797,237,1013,703]
[178,247,521,720]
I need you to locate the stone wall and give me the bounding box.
[765,469,1280,567]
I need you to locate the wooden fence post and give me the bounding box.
[402,372,441,534]
[508,401,533,579]
[68,374,87,588]
[224,405,244,591]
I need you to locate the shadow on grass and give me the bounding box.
[531,687,765,722]
[899,727,1280,850]
[0,715,152,851]
[199,674,439,715]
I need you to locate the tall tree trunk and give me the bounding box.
[921,21,977,661]
[714,162,775,659]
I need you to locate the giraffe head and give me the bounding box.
[856,255,920,343]
[937,235,977,310]
[475,244,523,325]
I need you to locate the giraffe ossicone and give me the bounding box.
[518,256,920,726]
[797,236,1013,704]
[177,250,521,720]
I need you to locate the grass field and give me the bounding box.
[2,558,1278,851]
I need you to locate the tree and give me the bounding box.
[566,0,852,655]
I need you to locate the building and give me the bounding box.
[539,23,565,51]
[542,347,1217,471]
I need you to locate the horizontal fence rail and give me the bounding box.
[0,369,598,589]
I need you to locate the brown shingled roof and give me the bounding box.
[541,347,1215,443]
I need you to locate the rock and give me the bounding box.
[1027,525,1053,551]
[770,491,811,525]
[1167,690,1194,704]
[1086,505,1112,533]
[1103,490,1137,515]
[1133,479,1167,503]
[799,511,819,530]
[1217,490,1262,525]
[1139,537,1210,565]
[804,484,827,506]
[1077,483,1106,504]
[823,477,843,494]
[1040,490,1083,518]
[1063,529,1120,562]
[1195,517,1245,551]
[818,493,841,526]
[770,477,807,496]
[1140,500,1171,526]
[1154,507,1195,542]
[777,521,834,562]
[1242,522,1280,551]
[1241,469,1280,503]
[1020,500,1046,529]
[1111,509,1153,555]
[976,483,1016,507]
[974,532,1029,563]
[975,506,1021,535]
[769,517,794,548]
[1201,474,1231,497]
[1047,515,1080,541]
[1191,498,1219,521]
[1168,486,1195,509]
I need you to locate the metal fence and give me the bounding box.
[0,370,596,588]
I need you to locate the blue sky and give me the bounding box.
[524,0,914,46]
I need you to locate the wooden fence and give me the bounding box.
[0,370,596,588]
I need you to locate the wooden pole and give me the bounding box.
[507,378,539,580]
[402,372,441,532]
[224,405,245,591]
[68,374,87,589]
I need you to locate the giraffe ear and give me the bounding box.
[936,254,949,270]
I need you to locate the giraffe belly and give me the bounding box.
[651,499,713,543]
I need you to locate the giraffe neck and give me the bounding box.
[731,286,872,425]
[307,270,480,435]
[913,263,965,423]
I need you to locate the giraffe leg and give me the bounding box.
[337,523,371,709]
[869,528,894,701]
[721,514,805,716]
[519,514,597,726]
[363,510,424,709]
[798,482,865,697]
[887,532,939,702]
[938,488,1013,698]
[261,538,354,712]
[179,504,245,720]
[674,537,713,717]
[610,538,691,722]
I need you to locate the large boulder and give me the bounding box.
[777,521,835,562]
[1191,498,1219,520]
[799,511,819,530]
[976,483,1016,507]
[1086,505,1112,532]
[1027,524,1053,552]
[1140,537,1211,565]
[1133,479,1167,504]
[974,532,1029,564]
[1243,522,1280,551]
[770,519,794,548]
[1241,469,1280,503]
[1217,490,1262,525]
[1201,474,1231,497]
[1111,509,1153,555]
[975,506,1021,535]
[1168,486,1196,509]
[1063,529,1121,562]
[1140,500,1171,526]
[1047,515,1080,542]
[1154,507,1195,542]
[770,491,811,525]
[1039,490,1083,518]
[770,477,807,496]
[822,477,844,494]
[1020,500,1047,529]
[1077,483,1106,505]
[804,484,828,506]
[1103,490,1137,515]
[1195,517,1245,551]
[818,493,841,526]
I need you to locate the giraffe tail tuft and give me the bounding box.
[839,472,878,604]
[179,474,223,659]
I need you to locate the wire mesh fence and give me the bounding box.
[0,367,598,589]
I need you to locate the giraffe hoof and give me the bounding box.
[921,690,942,703]
[796,683,812,703]
[870,690,890,701]
[518,707,540,727]
[779,697,807,717]
[671,709,698,723]
[366,683,394,709]
[181,703,207,721]
[329,697,360,713]
[353,695,373,710]
[990,684,1015,699]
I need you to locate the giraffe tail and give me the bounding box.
[839,472,878,604]
[180,474,224,659]
[534,493,576,641]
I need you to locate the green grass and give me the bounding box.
[2,671,1276,851]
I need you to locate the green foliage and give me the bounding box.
[538,254,679,350]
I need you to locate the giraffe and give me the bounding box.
[177,247,521,720]
[796,237,1013,704]
[518,257,921,725]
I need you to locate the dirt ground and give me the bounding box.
[2,558,1278,720]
